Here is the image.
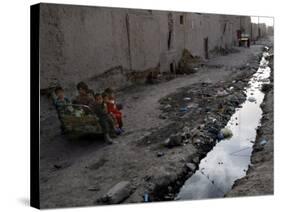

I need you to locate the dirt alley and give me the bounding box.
[39,43,270,208]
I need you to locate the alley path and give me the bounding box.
[117,45,262,140]
[39,45,263,208]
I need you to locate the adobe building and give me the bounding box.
[39,3,252,92]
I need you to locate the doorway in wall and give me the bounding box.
[204,37,209,59]
[170,62,175,73]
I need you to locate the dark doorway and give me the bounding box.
[180,15,184,25]
[204,37,209,59]
[168,30,172,50]
[170,62,174,73]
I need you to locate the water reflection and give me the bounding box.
[176,51,271,200]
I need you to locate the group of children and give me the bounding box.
[53,81,123,144]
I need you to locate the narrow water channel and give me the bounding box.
[175,49,271,200]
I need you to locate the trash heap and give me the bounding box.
[143,75,253,154]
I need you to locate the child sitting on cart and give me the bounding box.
[72,82,94,113]
[53,86,74,133]
[104,87,123,110]
[103,91,123,133]
[53,86,73,117]
[93,93,119,143]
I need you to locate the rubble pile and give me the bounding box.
[177,49,201,74]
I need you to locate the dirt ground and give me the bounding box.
[226,42,274,197]
[39,43,271,208]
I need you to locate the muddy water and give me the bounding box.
[175,50,271,200]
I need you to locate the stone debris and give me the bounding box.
[262,83,273,92]
[192,156,200,164]
[216,89,229,97]
[157,152,165,157]
[185,162,197,172]
[159,114,167,119]
[164,133,183,148]
[100,181,132,204]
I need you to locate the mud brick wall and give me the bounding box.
[39,3,251,92]
[39,4,131,92]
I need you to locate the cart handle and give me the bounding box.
[67,103,91,110]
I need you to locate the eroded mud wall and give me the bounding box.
[39,3,252,92]
[39,4,132,91]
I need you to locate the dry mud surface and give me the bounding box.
[39,44,271,208]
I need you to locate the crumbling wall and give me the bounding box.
[183,13,204,57]
[240,16,252,34]
[39,3,253,92]
[251,22,270,41]
[201,14,223,53]
[219,15,237,49]
[251,23,259,41]
[127,12,161,71]
[39,4,172,91]
[259,23,267,37]
[183,14,239,58]
[40,4,131,91]
[266,26,274,36]
[267,26,274,36]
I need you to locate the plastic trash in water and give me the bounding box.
[260,139,268,146]
[188,103,199,109]
[228,86,234,91]
[217,132,224,140]
[143,192,150,202]
[217,89,229,97]
[220,127,233,139]
[179,107,188,112]
[164,104,172,110]
[248,96,256,102]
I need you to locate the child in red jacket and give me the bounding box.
[103,89,123,131]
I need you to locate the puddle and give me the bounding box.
[175,49,271,200]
